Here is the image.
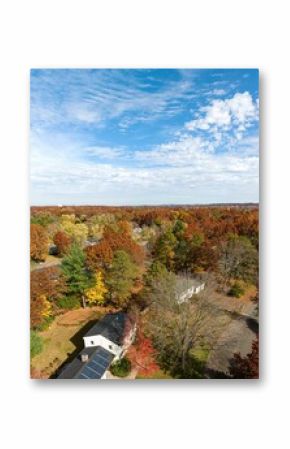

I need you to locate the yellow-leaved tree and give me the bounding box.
[40,295,52,318]
[60,214,88,246]
[85,271,108,306]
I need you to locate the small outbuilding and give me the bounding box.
[175,276,205,304]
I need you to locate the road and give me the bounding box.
[31,259,61,272]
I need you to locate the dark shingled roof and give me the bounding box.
[84,312,127,346]
[57,346,114,379]
[57,312,127,379]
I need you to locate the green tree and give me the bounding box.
[172,219,186,238]
[110,357,131,377]
[61,244,91,307]
[106,250,138,307]
[153,230,177,271]
[140,261,169,307]
[146,260,168,283]
[174,238,191,273]
[31,212,55,227]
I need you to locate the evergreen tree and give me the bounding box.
[174,238,191,273]
[61,244,91,307]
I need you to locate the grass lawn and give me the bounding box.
[31,307,111,378]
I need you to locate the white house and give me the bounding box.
[175,276,205,304]
[57,313,136,379]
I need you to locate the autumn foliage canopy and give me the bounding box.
[53,231,71,256]
[127,330,159,376]
[30,224,49,261]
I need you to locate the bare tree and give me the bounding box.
[145,272,227,377]
[218,235,258,289]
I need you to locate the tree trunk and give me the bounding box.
[82,295,86,308]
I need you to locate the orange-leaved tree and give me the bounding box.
[30,267,66,328]
[30,224,49,261]
[127,330,159,376]
[85,240,113,271]
[53,230,71,256]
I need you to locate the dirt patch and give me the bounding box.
[30,255,61,272]
[202,285,257,316]
[57,306,118,326]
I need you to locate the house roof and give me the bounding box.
[175,276,204,295]
[84,312,127,346]
[57,346,114,379]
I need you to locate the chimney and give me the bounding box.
[81,354,89,363]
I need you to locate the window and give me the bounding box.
[109,345,113,350]
[91,341,94,345]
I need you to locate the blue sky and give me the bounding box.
[30,69,259,205]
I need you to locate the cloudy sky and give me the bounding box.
[30,69,259,205]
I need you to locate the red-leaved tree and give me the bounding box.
[229,338,259,379]
[53,231,71,256]
[127,329,159,376]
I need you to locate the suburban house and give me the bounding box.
[175,276,205,304]
[57,312,136,379]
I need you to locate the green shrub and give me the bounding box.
[31,213,55,227]
[228,282,245,298]
[30,331,43,358]
[56,296,80,310]
[110,357,131,377]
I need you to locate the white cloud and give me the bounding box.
[212,89,226,95]
[30,72,259,205]
[31,70,196,130]
[185,91,258,133]
[67,104,102,124]
[82,146,124,159]
[227,92,257,123]
[135,136,213,167]
[31,132,259,205]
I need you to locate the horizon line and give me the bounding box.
[31,201,259,208]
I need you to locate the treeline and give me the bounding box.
[30,205,259,378]
[31,205,258,244]
[30,206,258,327]
[31,204,258,225]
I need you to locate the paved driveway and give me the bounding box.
[206,316,257,375]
